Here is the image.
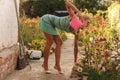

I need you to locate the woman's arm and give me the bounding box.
[65,2,82,18]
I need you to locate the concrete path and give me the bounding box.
[5,34,80,80]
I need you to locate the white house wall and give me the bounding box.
[0,0,19,50]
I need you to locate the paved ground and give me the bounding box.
[5,34,81,80]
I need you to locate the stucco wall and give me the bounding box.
[0,0,19,50]
[0,1,20,79]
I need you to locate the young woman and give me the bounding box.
[40,2,91,74]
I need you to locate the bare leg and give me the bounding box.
[74,49,78,64]
[53,35,63,72]
[42,32,53,71]
[74,34,79,65]
[73,33,83,67]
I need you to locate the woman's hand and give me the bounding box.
[65,2,82,18]
[65,2,75,18]
[76,12,83,21]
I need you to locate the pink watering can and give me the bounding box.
[70,17,83,30]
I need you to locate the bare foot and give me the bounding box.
[74,63,83,67]
[42,64,51,74]
[54,66,64,74]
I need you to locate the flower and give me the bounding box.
[117,56,120,60]
[89,37,93,42]
[98,64,102,69]
[111,51,118,55]
[103,59,107,64]
[109,66,113,70]
[116,66,119,70]
[118,49,120,53]
[102,67,106,72]
[116,64,120,70]
[104,49,109,56]
[111,58,115,63]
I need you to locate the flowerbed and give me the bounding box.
[78,12,120,80]
[80,37,120,80]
